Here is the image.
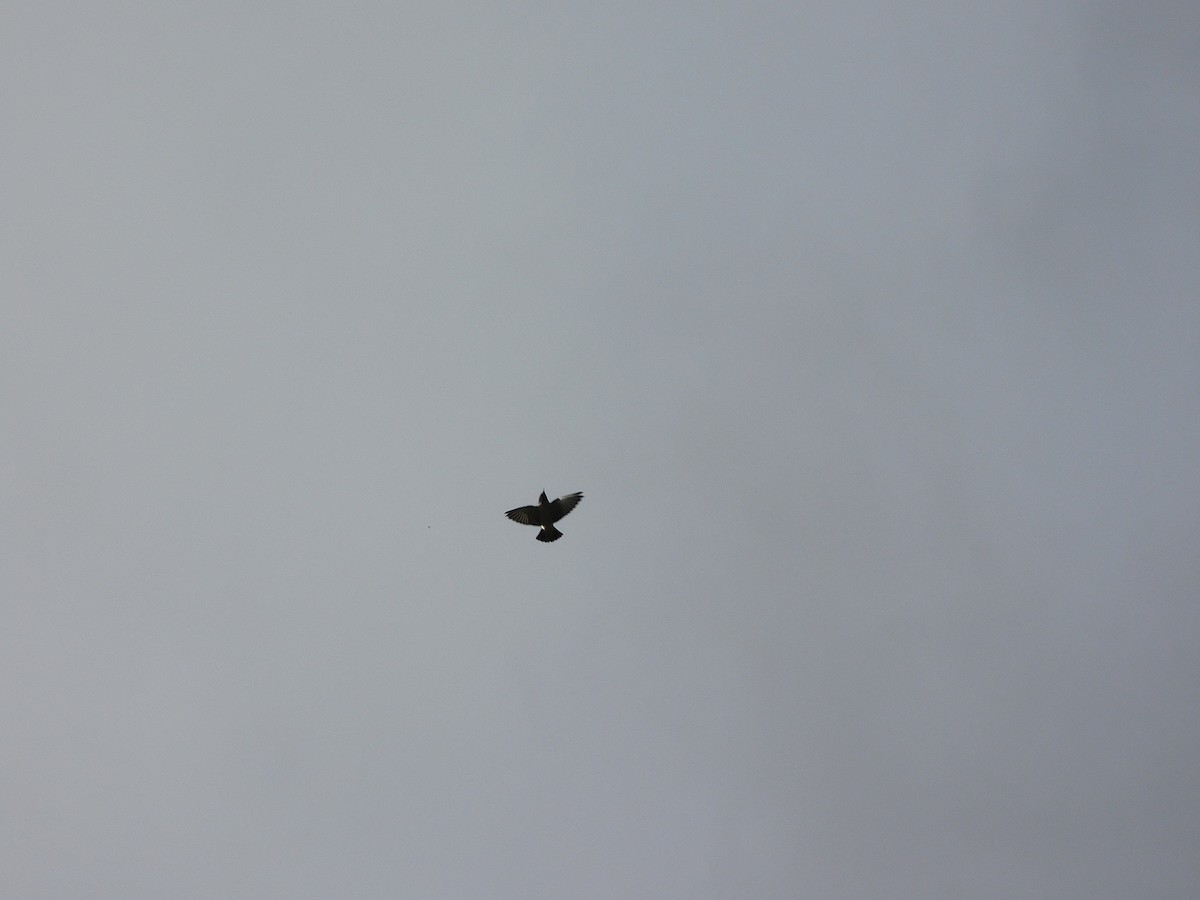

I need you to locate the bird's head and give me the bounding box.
[539,491,549,504]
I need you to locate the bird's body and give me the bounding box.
[506,490,583,542]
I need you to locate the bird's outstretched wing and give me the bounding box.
[505,505,542,526]
[548,492,583,520]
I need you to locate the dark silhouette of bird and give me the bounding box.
[505,490,583,542]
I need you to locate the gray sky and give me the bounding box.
[4,2,1198,897]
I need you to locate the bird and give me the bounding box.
[505,490,583,542]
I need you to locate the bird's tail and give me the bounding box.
[537,524,563,542]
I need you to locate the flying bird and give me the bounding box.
[505,490,583,542]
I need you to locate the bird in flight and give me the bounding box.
[505,490,583,542]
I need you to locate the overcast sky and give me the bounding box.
[4,2,1198,897]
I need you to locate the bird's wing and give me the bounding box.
[548,492,583,520]
[505,505,542,526]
